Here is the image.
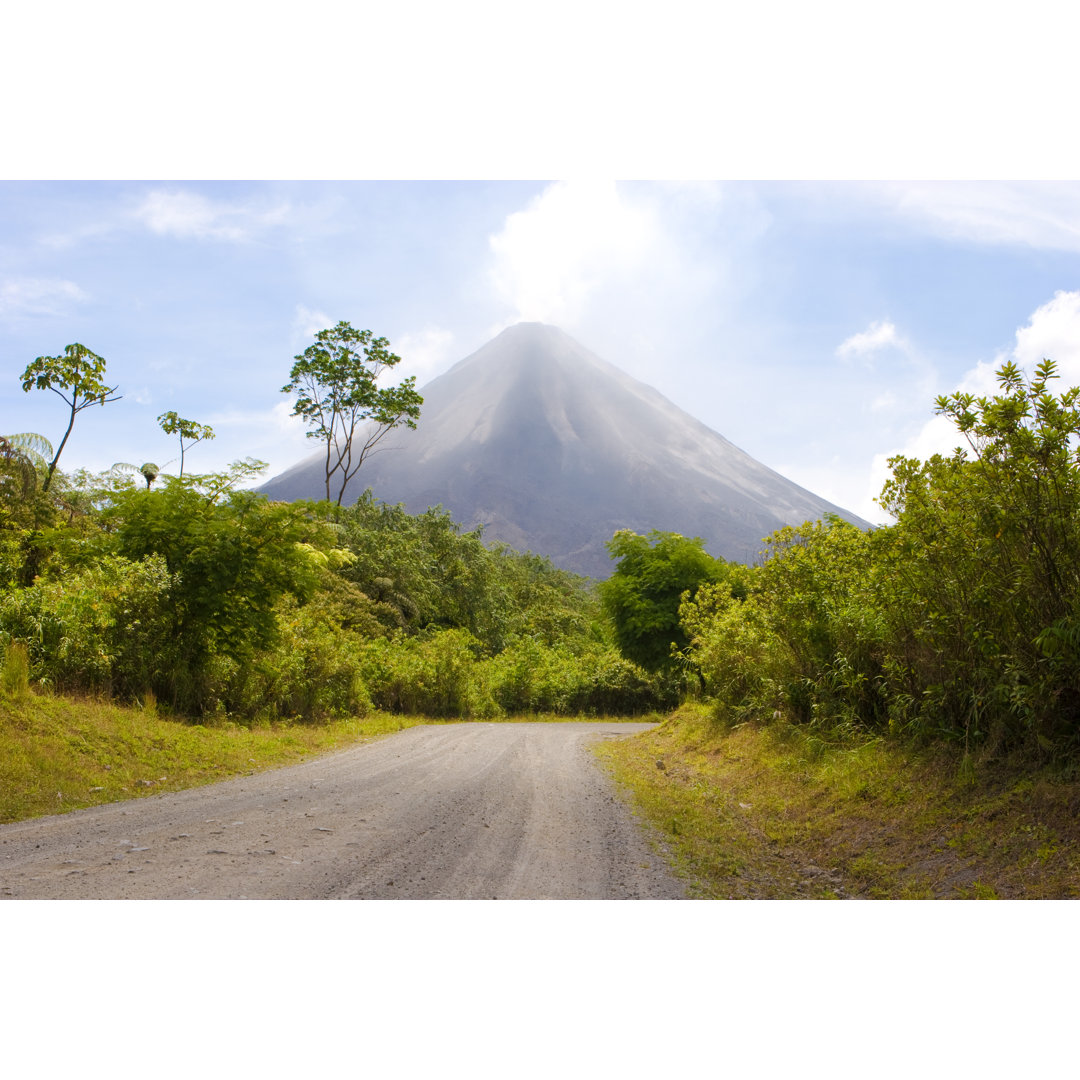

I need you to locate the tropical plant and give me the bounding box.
[0,433,52,499]
[600,530,732,674]
[281,322,423,505]
[157,411,215,477]
[20,344,121,491]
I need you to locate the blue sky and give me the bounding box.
[4,179,1080,524]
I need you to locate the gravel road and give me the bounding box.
[0,722,684,899]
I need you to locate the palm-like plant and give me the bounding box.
[111,461,162,488]
[0,433,54,498]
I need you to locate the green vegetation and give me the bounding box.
[20,342,122,492]
[599,529,741,676]
[281,322,424,505]
[1,333,671,733]
[0,463,671,723]
[157,410,215,477]
[677,360,1080,760]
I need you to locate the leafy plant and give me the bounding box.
[282,323,423,505]
[157,411,215,477]
[20,344,121,492]
[600,530,732,674]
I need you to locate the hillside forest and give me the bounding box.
[4,334,1080,769]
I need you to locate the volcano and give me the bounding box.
[260,323,869,578]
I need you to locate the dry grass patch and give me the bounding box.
[594,704,1080,899]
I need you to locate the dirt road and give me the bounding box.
[0,722,684,899]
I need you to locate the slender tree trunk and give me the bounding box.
[42,401,77,493]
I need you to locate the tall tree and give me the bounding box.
[599,529,729,673]
[281,322,423,505]
[157,411,215,477]
[20,343,121,492]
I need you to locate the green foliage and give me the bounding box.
[333,493,599,653]
[681,577,785,724]
[0,433,66,587]
[99,474,329,711]
[0,554,176,698]
[684,518,888,730]
[157,411,215,477]
[218,594,373,722]
[685,360,1080,758]
[876,359,1080,746]
[282,322,423,505]
[359,629,487,717]
[20,343,121,491]
[600,530,732,673]
[0,433,52,501]
[484,638,672,715]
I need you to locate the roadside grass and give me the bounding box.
[593,703,1080,899]
[0,691,431,824]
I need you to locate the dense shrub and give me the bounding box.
[876,360,1080,747]
[684,360,1080,757]
[0,554,175,698]
[219,596,372,722]
[358,629,489,717]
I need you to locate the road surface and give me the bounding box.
[0,722,685,899]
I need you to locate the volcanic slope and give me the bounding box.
[261,322,870,578]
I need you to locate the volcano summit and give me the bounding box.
[261,323,869,578]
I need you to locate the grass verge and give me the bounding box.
[593,703,1080,899]
[0,692,431,824]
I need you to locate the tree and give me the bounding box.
[20,343,121,492]
[102,471,330,711]
[599,530,729,673]
[157,411,215,477]
[281,322,423,505]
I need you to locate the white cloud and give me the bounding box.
[869,391,898,414]
[866,290,1080,520]
[1012,289,1080,383]
[133,189,289,241]
[878,182,1080,253]
[0,277,88,317]
[40,220,116,250]
[394,327,456,387]
[189,401,312,478]
[836,319,901,359]
[208,401,308,436]
[292,305,335,345]
[487,180,660,325]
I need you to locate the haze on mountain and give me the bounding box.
[262,323,871,578]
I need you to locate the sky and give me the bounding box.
[4,179,1080,524]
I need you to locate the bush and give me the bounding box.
[0,554,176,699]
[221,596,372,722]
[358,629,485,717]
